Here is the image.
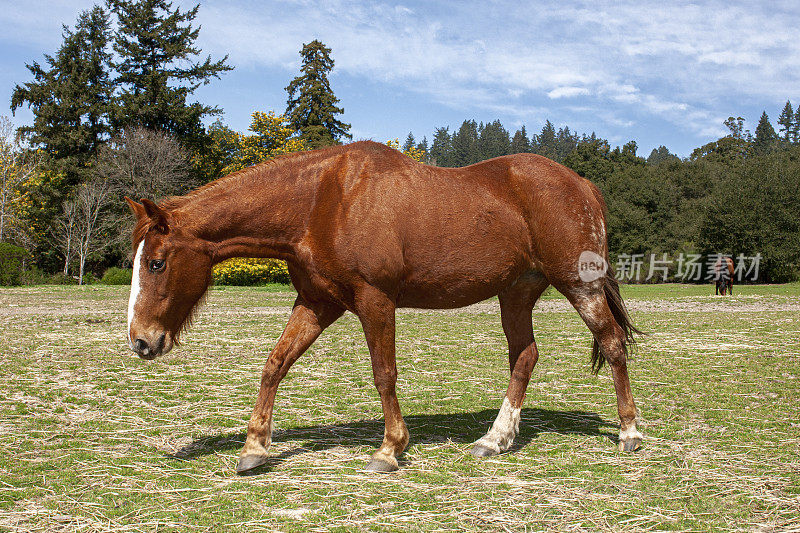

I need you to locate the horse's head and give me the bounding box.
[125,197,212,359]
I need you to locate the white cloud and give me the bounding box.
[548,87,591,99]
[193,0,800,141]
[6,0,800,151]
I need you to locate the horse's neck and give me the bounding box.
[179,164,313,264]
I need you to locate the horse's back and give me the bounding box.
[306,144,609,307]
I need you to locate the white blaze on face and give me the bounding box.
[127,240,145,345]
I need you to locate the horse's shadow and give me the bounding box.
[168,408,617,474]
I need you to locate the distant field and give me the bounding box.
[1,283,798,531]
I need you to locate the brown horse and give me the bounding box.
[714,256,735,296]
[126,141,642,474]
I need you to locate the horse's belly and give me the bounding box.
[394,213,533,308]
[396,253,527,309]
[397,283,506,309]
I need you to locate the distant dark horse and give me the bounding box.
[125,141,642,474]
[714,256,735,296]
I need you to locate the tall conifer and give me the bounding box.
[108,0,232,146]
[430,127,452,167]
[285,40,351,149]
[510,126,530,153]
[535,120,557,160]
[753,111,778,155]
[477,120,510,160]
[777,100,794,142]
[11,6,114,184]
[402,133,416,153]
[451,120,479,167]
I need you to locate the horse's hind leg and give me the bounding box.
[237,296,344,473]
[562,284,642,452]
[472,273,549,457]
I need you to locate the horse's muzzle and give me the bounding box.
[133,333,166,360]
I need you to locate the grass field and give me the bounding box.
[1,282,799,531]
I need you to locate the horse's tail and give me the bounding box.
[590,270,642,374]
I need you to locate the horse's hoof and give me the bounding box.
[236,454,269,474]
[618,437,642,452]
[364,458,398,473]
[471,444,498,458]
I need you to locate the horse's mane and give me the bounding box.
[161,148,315,211]
[130,141,387,249]
[131,149,314,247]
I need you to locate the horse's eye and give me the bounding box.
[149,259,165,273]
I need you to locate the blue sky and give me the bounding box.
[2,0,799,158]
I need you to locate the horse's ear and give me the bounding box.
[140,198,170,234]
[125,197,147,220]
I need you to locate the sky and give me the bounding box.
[1,0,799,158]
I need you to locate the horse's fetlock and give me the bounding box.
[474,397,521,454]
[391,428,410,452]
[241,437,270,457]
[618,424,643,452]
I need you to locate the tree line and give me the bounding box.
[390,109,799,283]
[403,119,593,168]
[0,1,797,283]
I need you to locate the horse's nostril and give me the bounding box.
[134,338,149,354]
[155,333,165,352]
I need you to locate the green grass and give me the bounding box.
[1,283,798,531]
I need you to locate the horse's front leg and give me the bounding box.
[356,286,409,472]
[236,296,343,473]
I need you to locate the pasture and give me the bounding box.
[1,283,798,531]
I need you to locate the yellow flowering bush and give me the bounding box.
[386,138,425,162]
[212,258,291,286]
[221,111,307,175]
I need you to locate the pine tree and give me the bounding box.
[108,0,232,146]
[724,116,747,140]
[777,100,794,143]
[477,120,510,160]
[647,146,679,165]
[791,109,800,143]
[11,6,114,185]
[753,111,778,155]
[415,136,429,162]
[621,140,639,159]
[451,120,479,167]
[555,126,579,162]
[402,132,415,153]
[285,40,351,149]
[430,127,452,167]
[510,126,530,153]
[534,120,557,160]
[562,137,613,184]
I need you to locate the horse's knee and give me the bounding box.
[373,371,397,394]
